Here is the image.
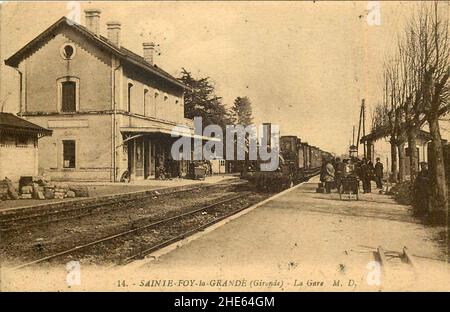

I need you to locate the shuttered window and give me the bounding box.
[144,88,149,116]
[61,81,76,112]
[63,140,76,168]
[127,83,133,112]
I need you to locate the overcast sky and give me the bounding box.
[2,1,444,154]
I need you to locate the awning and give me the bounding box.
[120,127,221,142]
[0,113,52,138]
[361,128,433,144]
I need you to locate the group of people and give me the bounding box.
[358,157,384,193]
[320,156,384,194]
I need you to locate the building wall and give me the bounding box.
[12,23,189,182]
[27,114,113,181]
[16,26,114,181]
[211,159,226,174]
[24,27,112,113]
[0,134,38,183]
[122,65,185,124]
[372,137,429,177]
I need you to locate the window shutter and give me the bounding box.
[62,81,76,112]
[63,140,76,168]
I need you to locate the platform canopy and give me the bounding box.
[120,126,221,143]
[360,128,433,144]
[0,113,52,138]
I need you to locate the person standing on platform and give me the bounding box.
[360,158,373,193]
[323,160,335,194]
[414,162,430,216]
[343,159,351,177]
[374,157,384,189]
[334,157,345,191]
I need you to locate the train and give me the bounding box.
[242,134,333,192]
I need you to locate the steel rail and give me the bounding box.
[0,181,244,231]
[9,192,250,271]
[117,195,256,266]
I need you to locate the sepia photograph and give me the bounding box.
[0,0,449,297]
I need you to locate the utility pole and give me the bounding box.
[362,99,366,158]
[352,126,355,146]
[349,126,358,158]
[356,99,366,159]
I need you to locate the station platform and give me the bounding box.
[2,177,448,292]
[120,177,448,292]
[0,174,237,212]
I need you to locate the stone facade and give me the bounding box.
[0,133,38,183]
[0,113,52,183]
[5,14,192,182]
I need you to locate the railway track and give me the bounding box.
[0,180,244,232]
[374,246,418,279]
[9,191,258,270]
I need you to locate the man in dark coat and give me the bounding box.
[374,157,384,189]
[334,157,345,191]
[414,162,430,216]
[360,158,373,193]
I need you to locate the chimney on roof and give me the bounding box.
[143,42,155,65]
[106,21,121,47]
[84,9,101,35]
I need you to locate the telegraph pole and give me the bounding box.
[362,99,366,158]
[352,126,355,147]
[356,99,366,159]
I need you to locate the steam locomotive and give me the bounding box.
[242,135,333,192]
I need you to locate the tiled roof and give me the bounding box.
[5,17,188,90]
[0,113,52,136]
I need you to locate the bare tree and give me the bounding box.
[398,33,420,181]
[370,55,409,183]
[386,55,409,182]
[414,2,449,220]
[371,2,448,221]
[388,2,448,219]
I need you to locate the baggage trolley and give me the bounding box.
[338,175,359,200]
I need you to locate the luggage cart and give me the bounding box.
[338,175,359,200]
[194,167,207,180]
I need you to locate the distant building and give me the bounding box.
[5,10,201,182]
[361,129,448,178]
[0,113,52,183]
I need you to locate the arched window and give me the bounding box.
[127,82,133,112]
[143,88,149,116]
[57,77,79,112]
[154,90,160,118]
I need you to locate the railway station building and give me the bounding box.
[361,129,449,179]
[5,10,202,182]
[0,113,52,183]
